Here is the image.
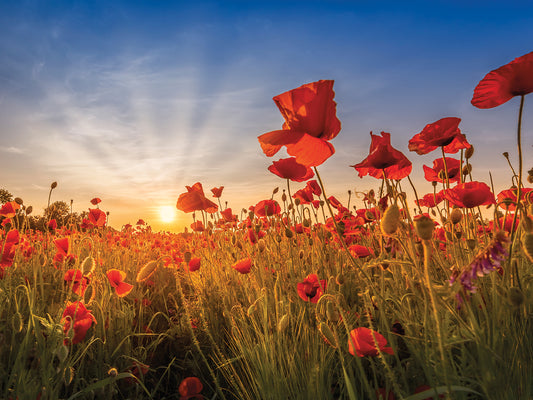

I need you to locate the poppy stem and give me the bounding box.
[508,95,525,289]
[407,175,423,214]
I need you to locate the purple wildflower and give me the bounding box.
[450,231,509,297]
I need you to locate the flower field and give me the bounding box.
[1,52,533,400]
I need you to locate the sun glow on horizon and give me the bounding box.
[159,205,176,223]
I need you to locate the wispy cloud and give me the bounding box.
[0,146,24,154]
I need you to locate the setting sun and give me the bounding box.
[159,205,176,223]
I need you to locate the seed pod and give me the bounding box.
[462,164,472,176]
[414,215,434,241]
[465,145,474,159]
[285,227,293,238]
[273,187,279,194]
[183,251,192,264]
[281,192,287,202]
[522,232,533,263]
[51,181,58,189]
[318,322,337,348]
[257,239,266,252]
[450,208,463,225]
[380,203,400,236]
[466,239,477,251]
[26,206,33,215]
[303,218,311,228]
[14,197,23,205]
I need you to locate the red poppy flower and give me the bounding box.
[88,208,106,227]
[416,190,445,208]
[64,269,89,296]
[293,186,314,204]
[258,80,341,167]
[211,186,224,198]
[348,244,374,258]
[220,208,237,222]
[497,187,533,211]
[423,157,461,183]
[232,258,252,274]
[472,51,533,109]
[408,117,471,155]
[351,132,412,180]
[348,327,394,357]
[106,269,133,297]
[179,377,203,400]
[297,273,326,303]
[90,197,101,205]
[176,183,218,214]
[0,201,20,218]
[188,257,201,272]
[0,229,19,269]
[54,237,70,257]
[136,219,146,225]
[444,182,496,208]
[62,301,96,345]
[190,221,205,232]
[253,199,281,217]
[48,219,57,230]
[306,179,322,196]
[267,157,315,182]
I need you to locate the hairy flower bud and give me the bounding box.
[380,203,400,236]
[465,146,475,159]
[450,208,463,225]
[414,215,434,241]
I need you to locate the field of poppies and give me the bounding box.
[1,52,533,400]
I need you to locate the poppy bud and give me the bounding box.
[380,203,400,236]
[281,191,287,202]
[273,187,279,194]
[285,227,293,238]
[414,215,434,241]
[26,206,33,215]
[288,203,294,211]
[294,198,301,206]
[320,200,325,207]
[303,218,311,227]
[522,232,533,263]
[432,181,438,187]
[318,322,337,348]
[183,251,192,264]
[462,164,472,176]
[231,234,237,245]
[51,181,58,189]
[81,256,96,275]
[454,230,462,239]
[136,260,158,282]
[277,314,289,333]
[14,197,23,205]
[465,145,474,159]
[308,238,313,246]
[326,302,340,323]
[248,211,254,220]
[257,239,266,252]
[450,208,463,225]
[508,287,525,307]
[466,239,477,251]
[502,152,509,159]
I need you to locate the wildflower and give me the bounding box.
[444,181,496,208]
[268,157,314,182]
[351,131,412,180]
[408,117,471,155]
[176,183,218,214]
[64,269,89,296]
[252,199,281,217]
[258,79,341,167]
[211,186,224,198]
[497,187,533,211]
[190,221,205,232]
[188,257,201,272]
[88,208,106,227]
[61,301,96,345]
[348,327,394,357]
[348,244,374,258]
[297,274,326,303]
[416,190,445,208]
[47,219,57,230]
[423,157,461,183]
[179,376,203,400]
[0,201,20,218]
[232,258,252,274]
[0,229,19,272]
[106,269,133,297]
[450,231,509,294]
[90,197,101,205]
[472,51,533,108]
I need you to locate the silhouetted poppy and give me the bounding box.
[444,182,495,208]
[190,221,205,232]
[408,117,471,155]
[416,191,445,208]
[258,80,341,166]
[297,274,326,303]
[232,258,252,274]
[307,179,322,196]
[211,187,224,198]
[54,237,70,257]
[62,301,96,345]
[90,198,101,205]
[472,51,533,109]
[88,208,106,227]
[106,269,133,297]
[179,376,203,400]
[423,157,461,183]
[348,244,374,258]
[293,186,314,204]
[48,219,57,230]
[253,199,281,217]
[176,183,218,214]
[348,327,394,357]
[352,132,412,180]
[220,208,237,223]
[268,157,314,182]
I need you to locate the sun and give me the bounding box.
[159,205,176,223]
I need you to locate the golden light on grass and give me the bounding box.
[159,205,176,223]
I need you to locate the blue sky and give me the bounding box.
[1,1,532,230]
